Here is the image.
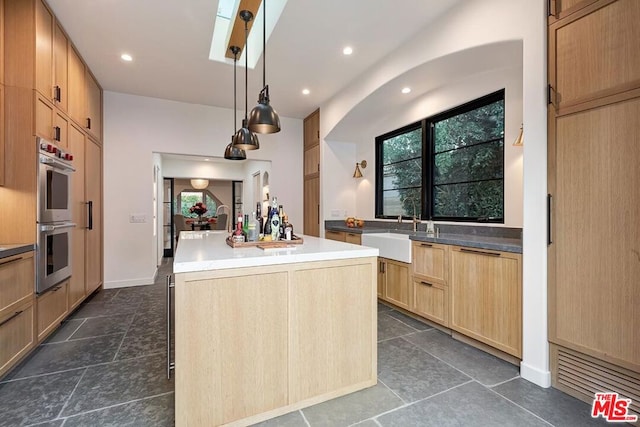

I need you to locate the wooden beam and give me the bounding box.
[225,0,262,59]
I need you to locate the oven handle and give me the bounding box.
[40,155,76,173]
[40,223,76,232]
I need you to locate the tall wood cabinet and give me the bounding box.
[303,109,320,236]
[548,0,640,412]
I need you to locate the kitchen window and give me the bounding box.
[375,90,504,222]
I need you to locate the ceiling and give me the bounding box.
[47,0,462,120]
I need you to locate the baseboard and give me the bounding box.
[520,361,551,388]
[104,276,156,289]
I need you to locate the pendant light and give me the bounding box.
[224,46,247,160]
[248,0,281,134]
[232,10,260,150]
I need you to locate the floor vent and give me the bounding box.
[553,345,640,417]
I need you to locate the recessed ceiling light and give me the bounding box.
[343,46,353,56]
[121,53,133,62]
[401,87,411,94]
[302,89,310,95]
[204,158,210,161]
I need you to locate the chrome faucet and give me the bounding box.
[412,215,421,232]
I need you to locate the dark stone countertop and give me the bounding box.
[325,222,522,254]
[0,243,35,260]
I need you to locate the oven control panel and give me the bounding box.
[39,138,74,163]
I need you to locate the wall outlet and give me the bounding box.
[129,214,147,223]
[331,209,341,218]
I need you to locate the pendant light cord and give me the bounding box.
[244,17,249,121]
[232,49,238,132]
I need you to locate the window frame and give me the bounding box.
[374,89,505,223]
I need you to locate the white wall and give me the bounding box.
[103,92,302,288]
[318,0,549,387]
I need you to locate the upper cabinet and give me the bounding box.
[67,45,85,126]
[53,22,68,112]
[85,70,102,141]
[34,0,53,100]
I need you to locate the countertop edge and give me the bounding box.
[0,244,36,260]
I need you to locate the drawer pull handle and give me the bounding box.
[0,256,23,267]
[52,285,62,292]
[460,248,501,257]
[420,243,433,247]
[420,281,433,287]
[0,310,24,328]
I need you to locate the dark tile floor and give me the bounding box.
[0,259,608,426]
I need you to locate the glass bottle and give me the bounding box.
[283,214,293,240]
[232,215,245,243]
[263,207,272,237]
[256,202,263,235]
[270,200,280,241]
[243,214,249,236]
[247,212,258,242]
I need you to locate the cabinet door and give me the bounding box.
[36,280,68,342]
[0,252,34,316]
[67,45,85,125]
[449,247,522,358]
[411,278,447,326]
[304,145,319,177]
[303,177,319,237]
[53,22,68,111]
[35,94,54,141]
[68,124,86,310]
[303,109,320,149]
[85,138,102,294]
[412,241,447,285]
[383,259,410,310]
[0,85,4,186]
[324,230,345,242]
[550,0,640,112]
[345,232,361,245]
[377,260,384,297]
[0,301,35,378]
[85,71,101,140]
[35,0,53,101]
[53,109,68,147]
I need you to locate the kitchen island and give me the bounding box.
[173,231,378,426]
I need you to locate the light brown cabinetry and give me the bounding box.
[548,0,640,408]
[67,45,85,126]
[0,84,4,186]
[324,229,361,245]
[68,124,86,310]
[85,137,103,294]
[378,258,410,310]
[0,252,36,378]
[53,22,68,111]
[36,280,68,342]
[449,246,522,358]
[85,71,102,140]
[34,0,53,101]
[411,242,449,326]
[303,109,320,236]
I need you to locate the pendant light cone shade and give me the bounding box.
[248,0,281,134]
[353,160,367,178]
[232,10,259,150]
[224,46,247,160]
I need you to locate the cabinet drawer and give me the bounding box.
[345,232,361,245]
[412,242,448,284]
[0,302,35,378]
[411,279,448,326]
[37,280,68,341]
[325,230,345,242]
[0,252,35,315]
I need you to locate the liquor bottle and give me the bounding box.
[247,212,258,242]
[263,207,272,237]
[232,215,246,243]
[283,215,293,240]
[243,214,249,236]
[278,205,285,239]
[256,202,263,235]
[270,199,280,241]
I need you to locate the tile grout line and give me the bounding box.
[486,375,521,389]
[486,387,555,426]
[64,318,88,342]
[55,367,88,420]
[378,378,407,405]
[377,331,418,344]
[299,409,312,427]
[111,313,137,362]
[380,311,421,332]
[57,390,175,422]
[41,331,124,346]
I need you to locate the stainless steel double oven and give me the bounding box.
[37,137,76,294]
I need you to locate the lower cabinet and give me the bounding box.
[411,278,448,326]
[378,258,410,310]
[324,229,361,245]
[0,301,35,378]
[449,246,522,358]
[37,280,69,342]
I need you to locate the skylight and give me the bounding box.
[209,0,288,69]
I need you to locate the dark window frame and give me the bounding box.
[375,89,505,223]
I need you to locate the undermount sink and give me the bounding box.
[360,233,412,263]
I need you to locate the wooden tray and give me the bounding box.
[226,235,304,248]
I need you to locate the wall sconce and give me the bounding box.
[353,160,367,178]
[190,179,209,189]
[513,124,524,146]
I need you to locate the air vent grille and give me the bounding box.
[555,346,640,416]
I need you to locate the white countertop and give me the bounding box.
[173,231,379,273]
